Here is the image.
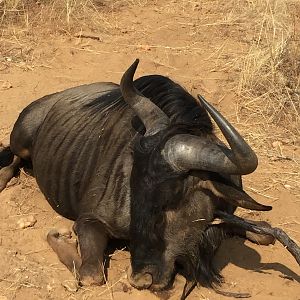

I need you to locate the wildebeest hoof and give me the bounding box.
[47,228,81,272]
[79,273,105,286]
[127,265,153,289]
[246,221,275,245]
[79,263,105,286]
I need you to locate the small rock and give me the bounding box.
[46,283,53,292]
[17,215,37,229]
[7,250,18,256]
[0,81,13,90]
[136,44,151,51]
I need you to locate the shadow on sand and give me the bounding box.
[214,237,300,283]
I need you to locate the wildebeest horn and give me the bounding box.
[120,59,170,136]
[162,96,258,175]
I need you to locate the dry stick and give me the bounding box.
[216,210,300,266]
[74,32,102,41]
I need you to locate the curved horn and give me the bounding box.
[162,96,258,175]
[120,59,169,136]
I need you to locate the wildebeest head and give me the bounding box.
[121,60,271,290]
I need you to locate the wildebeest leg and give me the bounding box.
[47,228,81,277]
[213,220,275,245]
[244,221,275,245]
[208,221,274,246]
[73,218,108,286]
[127,264,153,289]
[216,210,300,266]
[0,152,21,192]
[47,219,108,286]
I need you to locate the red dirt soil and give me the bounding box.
[0,1,299,299]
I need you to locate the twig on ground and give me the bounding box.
[216,210,300,265]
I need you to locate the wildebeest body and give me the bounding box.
[31,83,132,230]
[1,61,282,296]
[11,76,215,240]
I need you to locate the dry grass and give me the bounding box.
[234,0,300,140]
[210,0,300,197]
[0,1,101,68]
[230,0,300,195]
[161,0,300,143]
[0,0,112,29]
[0,0,148,30]
[0,0,299,159]
[0,0,132,67]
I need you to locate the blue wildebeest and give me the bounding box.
[0,59,299,298]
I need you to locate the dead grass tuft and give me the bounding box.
[0,0,143,68]
[0,1,106,68]
[235,0,300,140]
[0,0,116,35]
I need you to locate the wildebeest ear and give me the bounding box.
[198,180,272,211]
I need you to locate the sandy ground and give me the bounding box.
[0,1,299,299]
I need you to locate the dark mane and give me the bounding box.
[81,75,213,136]
[133,75,214,133]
